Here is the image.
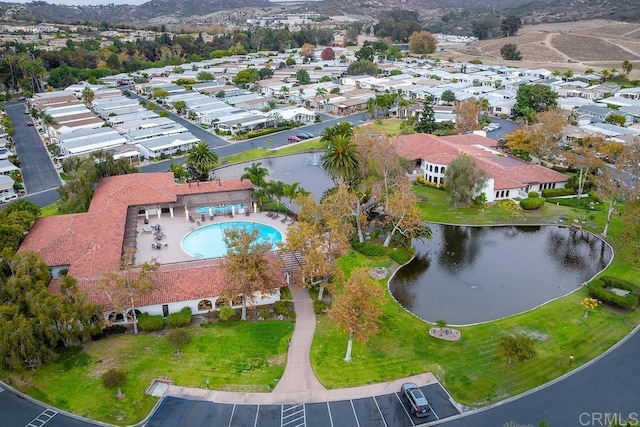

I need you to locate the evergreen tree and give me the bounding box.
[414,95,438,134]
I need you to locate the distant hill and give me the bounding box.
[2,0,638,27]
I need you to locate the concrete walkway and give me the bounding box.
[272,284,326,394]
[164,284,438,404]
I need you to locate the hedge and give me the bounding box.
[519,197,545,210]
[587,276,639,309]
[388,247,414,264]
[138,313,164,331]
[528,191,540,198]
[275,300,295,318]
[352,241,387,258]
[542,188,575,198]
[167,306,192,328]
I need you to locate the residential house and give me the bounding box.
[18,173,284,322]
[391,133,567,202]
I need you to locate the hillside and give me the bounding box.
[0,0,638,27]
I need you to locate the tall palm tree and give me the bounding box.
[283,181,308,208]
[81,87,95,107]
[41,113,57,141]
[321,135,359,184]
[241,162,269,191]
[267,180,286,209]
[321,121,354,143]
[186,141,218,181]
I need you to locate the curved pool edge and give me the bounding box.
[180,220,284,260]
[386,222,616,328]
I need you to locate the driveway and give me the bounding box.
[147,383,460,427]
[4,102,61,195]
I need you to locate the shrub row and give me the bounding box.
[167,306,192,328]
[519,197,545,210]
[314,300,328,314]
[542,188,575,198]
[138,313,164,331]
[352,241,387,258]
[587,276,639,309]
[388,247,414,265]
[275,300,295,318]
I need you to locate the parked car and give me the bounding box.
[0,194,18,203]
[401,383,431,418]
[287,135,301,143]
[26,120,33,126]
[296,132,314,139]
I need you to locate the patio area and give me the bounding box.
[134,208,291,265]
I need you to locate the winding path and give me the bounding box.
[272,285,326,394]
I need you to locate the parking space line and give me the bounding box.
[26,408,57,427]
[372,396,389,427]
[326,402,334,427]
[227,404,236,427]
[431,406,440,421]
[394,392,416,426]
[282,403,305,427]
[254,405,260,427]
[349,400,361,427]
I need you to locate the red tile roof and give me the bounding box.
[19,173,258,309]
[391,133,567,190]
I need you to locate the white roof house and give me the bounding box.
[56,128,129,157]
[93,97,143,119]
[126,123,188,141]
[135,133,199,159]
[0,159,20,175]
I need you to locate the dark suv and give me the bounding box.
[401,383,431,418]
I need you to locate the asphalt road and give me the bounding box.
[4,101,61,195]
[140,112,367,173]
[439,326,640,427]
[0,383,102,427]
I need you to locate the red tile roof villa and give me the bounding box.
[19,172,285,318]
[391,134,567,202]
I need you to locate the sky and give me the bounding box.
[1,0,149,5]
[0,0,316,5]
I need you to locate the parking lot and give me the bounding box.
[147,383,460,427]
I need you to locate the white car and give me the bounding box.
[0,194,18,203]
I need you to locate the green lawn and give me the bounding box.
[4,321,293,425]
[311,185,640,407]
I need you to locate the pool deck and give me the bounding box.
[135,209,291,265]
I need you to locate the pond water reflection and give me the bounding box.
[389,224,612,325]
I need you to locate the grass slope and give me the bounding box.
[311,185,640,407]
[5,321,293,425]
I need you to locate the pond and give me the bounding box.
[389,224,613,325]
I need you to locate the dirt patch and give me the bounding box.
[552,34,635,62]
[436,19,640,79]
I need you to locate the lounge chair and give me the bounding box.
[245,209,250,216]
[209,214,214,221]
[201,215,206,222]
[266,211,274,218]
[189,216,195,223]
[281,215,288,223]
[141,228,152,234]
[272,212,279,219]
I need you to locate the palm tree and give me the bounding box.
[241,162,269,191]
[321,121,354,143]
[315,87,327,111]
[283,181,308,208]
[321,135,359,184]
[186,141,218,181]
[267,180,286,209]
[81,87,95,107]
[41,113,57,141]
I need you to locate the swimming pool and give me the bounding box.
[181,221,283,259]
